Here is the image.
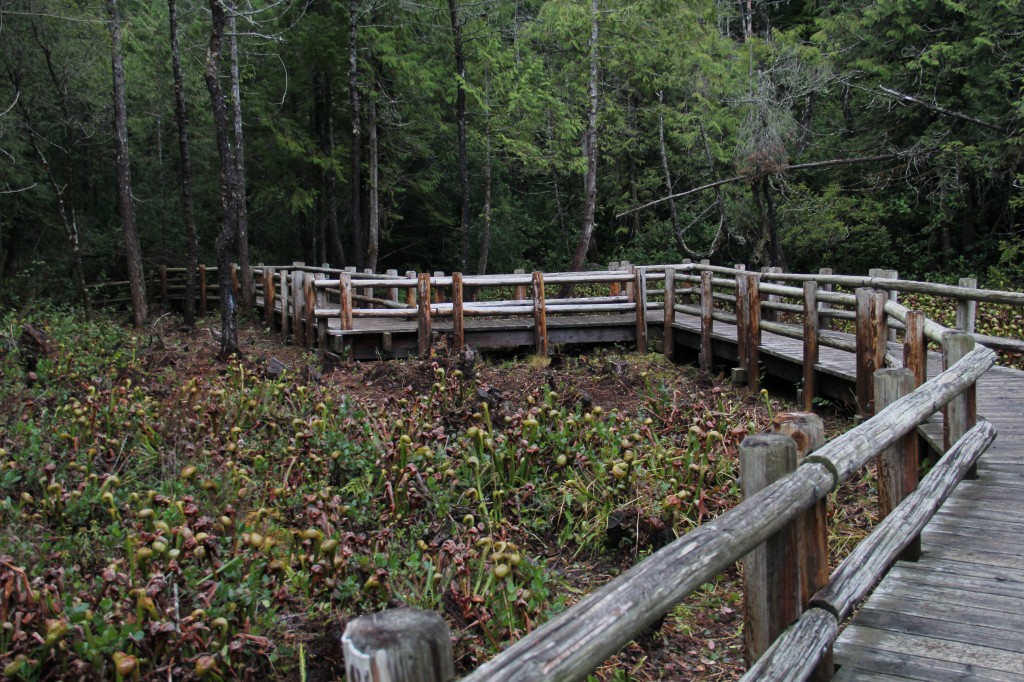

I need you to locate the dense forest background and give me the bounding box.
[3,0,1024,309]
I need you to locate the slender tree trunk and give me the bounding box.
[570,0,600,273]
[478,121,492,275]
[321,68,344,266]
[107,0,147,327]
[169,0,199,327]
[227,6,253,309]
[448,0,470,273]
[657,95,681,240]
[348,0,364,268]
[367,97,380,272]
[204,0,239,358]
[546,110,570,252]
[763,176,785,269]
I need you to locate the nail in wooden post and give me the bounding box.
[532,271,548,357]
[199,264,207,317]
[874,368,921,560]
[387,269,399,304]
[160,265,168,308]
[772,412,832,680]
[608,262,621,297]
[264,268,276,328]
[452,272,465,351]
[957,277,977,333]
[854,288,875,418]
[342,608,455,682]
[340,273,353,331]
[279,270,290,341]
[405,271,417,308]
[942,332,977,475]
[663,267,676,360]
[903,310,926,388]
[747,273,761,390]
[817,267,833,331]
[634,269,648,354]
[417,274,432,358]
[433,271,445,303]
[871,290,888,373]
[700,271,713,372]
[802,281,819,412]
[304,273,316,348]
[740,434,800,666]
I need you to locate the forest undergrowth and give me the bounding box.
[0,308,877,681]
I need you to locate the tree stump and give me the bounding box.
[342,608,454,682]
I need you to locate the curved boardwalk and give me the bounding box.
[321,304,1024,678]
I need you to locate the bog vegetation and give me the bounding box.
[0,308,802,680]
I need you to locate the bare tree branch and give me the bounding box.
[879,86,1010,134]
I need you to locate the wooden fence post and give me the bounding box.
[680,259,693,305]
[340,273,353,331]
[663,267,676,361]
[199,264,207,317]
[771,411,831,681]
[387,269,399,304]
[854,288,874,418]
[292,272,304,344]
[452,272,465,351]
[734,270,749,386]
[417,274,432,358]
[623,261,635,302]
[433,271,445,303]
[405,271,417,308]
[160,265,168,309]
[635,269,648,354]
[264,268,276,329]
[870,290,888,373]
[514,268,527,300]
[740,434,800,666]
[304,273,316,348]
[747,273,761,390]
[315,274,328,349]
[532,271,548,357]
[279,270,290,341]
[700,270,713,373]
[342,608,455,682]
[903,310,926,388]
[363,268,374,308]
[874,368,920,560]
[608,262,621,297]
[869,267,899,341]
[957,277,977,333]
[943,332,977,477]
[802,281,819,412]
[817,268,832,331]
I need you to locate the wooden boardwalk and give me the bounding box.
[311,301,1024,679]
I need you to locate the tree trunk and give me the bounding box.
[107,0,147,328]
[348,0,364,269]
[546,110,570,252]
[763,176,785,269]
[319,64,345,267]
[570,0,600,273]
[478,120,492,275]
[448,0,470,273]
[658,94,680,242]
[169,0,199,327]
[227,6,253,309]
[367,96,380,272]
[204,0,239,358]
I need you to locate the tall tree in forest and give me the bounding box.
[168,0,200,327]
[448,0,470,273]
[204,0,240,357]
[366,96,380,272]
[569,0,599,272]
[227,4,253,307]
[106,0,147,327]
[348,0,364,268]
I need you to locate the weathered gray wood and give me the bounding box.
[342,608,455,682]
[533,271,548,357]
[943,333,977,458]
[433,270,445,303]
[875,368,921,560]
[417,274,432,357]
[812,421,996,620]
[871,290,888,372]
[957,277,978,333]
[700,271,713,372]
[735,269,749,376]
[263,267,275,328]
[803,281,819,412]
[315,273,328,349]
[514,268,527,300]
[747,273,761,390]
[855,288,874,418]
[405,271,417,308]
[304,273,317,348]
[452,272,464,351]
[834,635,1020,682]
[635,269,648,354]
[739,608,836,682]
[903,310,927,387]
[291,271,304,343]
[663,267,675,360]
[386,269,399,303]
[279,269,290,340]
[741,434,800,665]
